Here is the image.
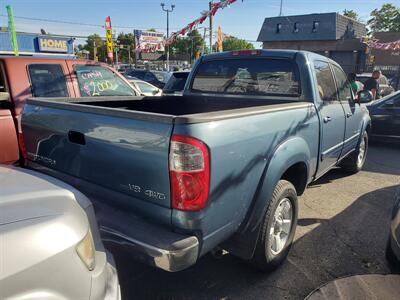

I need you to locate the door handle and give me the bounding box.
[323,116,332,123]
[346,112,352,118]
[68,130,86,145]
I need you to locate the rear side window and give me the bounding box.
[313,60,337,101]
[191,59,300,97]
[74,65,135,97]
[28,64,69,97]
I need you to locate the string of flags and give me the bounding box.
[362,38,400,51]
[164,0,240,47]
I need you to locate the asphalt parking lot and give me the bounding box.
[109,142,400,300]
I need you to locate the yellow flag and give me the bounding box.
[218,26,223,52]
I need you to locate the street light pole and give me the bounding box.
[279,0,283,16]
[161,3,175,71]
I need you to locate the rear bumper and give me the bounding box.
[100,225,199,272]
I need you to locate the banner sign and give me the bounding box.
[134,30,165,53]
[363,37,400,51]
[105,16,114,61]
[38,38,69,53]
[164,0,239,46]
[6,5,19,56]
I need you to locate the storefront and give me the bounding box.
[0,31,75,57]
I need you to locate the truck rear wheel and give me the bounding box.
[251,180,298,271]
[340,131,368,173]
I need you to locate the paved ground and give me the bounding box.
[109,141,400,300]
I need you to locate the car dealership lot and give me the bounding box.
[110,142,399,300]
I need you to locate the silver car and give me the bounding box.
[387,187,400,269]
[0,166,120,300]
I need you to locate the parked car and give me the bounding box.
[22,50,371,272]
[386,187,400,269]
[367,91,400,140]
[0,165,120,300]
[124,69,166,88]
[0,56,138,165]
[128,79,162,96]
[163,71,190,96]
[356,73,395,97]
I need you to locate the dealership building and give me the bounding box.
[0,29,75,57]
[257,13,367,74]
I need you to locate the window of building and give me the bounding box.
[293,22,299,33]
[28,64,69,97]
[276,23,282,33]
[312,21,319,33]
[313,60,337,101]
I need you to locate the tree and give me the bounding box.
[116,32,135,64]
[343,9,359,20]
[367,3,400,33]
[171,30,206,60]
[83,34,106,62]
[222,36,255,51]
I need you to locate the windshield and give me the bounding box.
[191,58,300,97]
[74,65,136,97]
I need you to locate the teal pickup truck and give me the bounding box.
[22,50,371,272]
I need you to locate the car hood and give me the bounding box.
[0,165,91,226]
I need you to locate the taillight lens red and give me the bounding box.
[18,132,27,160]
[231,50,261,56]
[169,134,210,211]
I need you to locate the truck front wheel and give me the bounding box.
[251,180,298,271]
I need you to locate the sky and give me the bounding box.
[0,0,398,46]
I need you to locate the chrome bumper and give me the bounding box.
[100,226,199,272]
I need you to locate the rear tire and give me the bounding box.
[251,180,298,272]
[341,131,368,173]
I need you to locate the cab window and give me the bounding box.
[28,64,69,97]
[74,65,136,97]
[313,60,337,102]
[332,65,352,101]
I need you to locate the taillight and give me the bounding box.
[231,50,261,56]
[169,134,210,211]
[18,132,27,160]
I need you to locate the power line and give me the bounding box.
[0,14,175,30]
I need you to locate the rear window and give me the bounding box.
[191,59,300,97]
[74,65,135,97]
[28,64,69,97]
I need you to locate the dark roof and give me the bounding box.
[257,12,366,42]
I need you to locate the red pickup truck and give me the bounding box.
[0,57,138,165]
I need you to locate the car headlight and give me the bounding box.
[76,229,96,271]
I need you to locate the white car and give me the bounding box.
[128,79,162,97]
[0,166,120,300]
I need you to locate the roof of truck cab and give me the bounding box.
[201,49,307,60]
[0,56,104,65]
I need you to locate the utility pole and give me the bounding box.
[202,27,207,55]
[128,45,131,65]
[279,0,283,16]
[209,1,213,53]
[93,41,97,61]
[161,3,175,71]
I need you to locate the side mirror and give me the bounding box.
[152,89,160,95]
[357,90,373,103]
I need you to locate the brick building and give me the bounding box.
[257,13,367,74]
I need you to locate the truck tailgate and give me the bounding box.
[22,102,173,209]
